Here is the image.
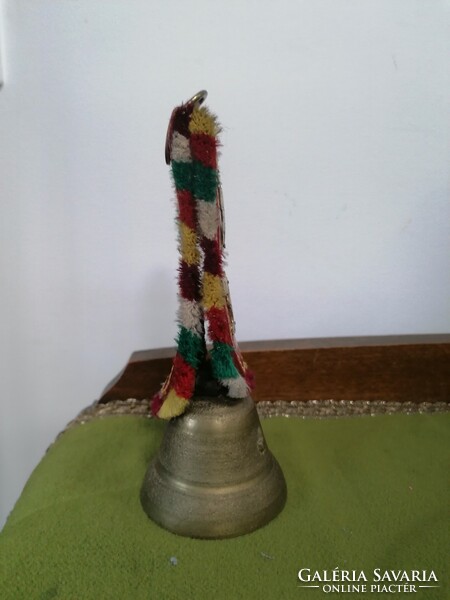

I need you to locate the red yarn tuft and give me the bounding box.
[201,237,223,276]
[190,133,217,169]
[207,307,233,345]
[171,353,196,398]
[177,190,196,229]
[179,262,201,301]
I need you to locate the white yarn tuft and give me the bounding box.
[196,199,219,240]
[171,132,191,163]
[221,376,249,398]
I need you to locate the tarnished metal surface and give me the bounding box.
[140,396,287,539]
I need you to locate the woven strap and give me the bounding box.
[151,97,254,419]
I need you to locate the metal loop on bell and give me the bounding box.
[186,90,208,108]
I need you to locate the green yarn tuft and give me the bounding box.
[193,162,218,202]
[177,327,203,368]
[172,161,193,192]
[211,342,239,379]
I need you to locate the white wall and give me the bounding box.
[0,0,449,527]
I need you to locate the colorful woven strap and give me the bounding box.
[151,93,254,420]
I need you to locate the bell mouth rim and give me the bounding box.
[140,458,287,540]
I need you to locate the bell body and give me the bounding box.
[140,396,287,539]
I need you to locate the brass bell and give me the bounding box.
[140,395,287,539]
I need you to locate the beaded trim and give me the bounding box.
[61,398,449,436]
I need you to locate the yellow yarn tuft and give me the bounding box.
[202,272,226,309]
[157,389,189,419]
[189,106,218,137]
[180,222,199,265]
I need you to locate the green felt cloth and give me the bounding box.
[1,413,448,599]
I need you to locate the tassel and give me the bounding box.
[151,93,254,419]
